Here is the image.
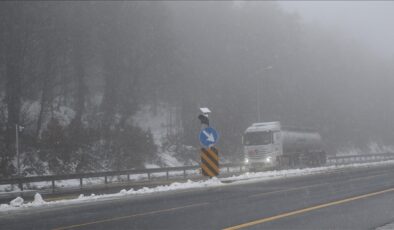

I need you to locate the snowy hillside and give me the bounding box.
[133,104,190,167]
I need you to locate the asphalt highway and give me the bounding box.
[2,164,394,230]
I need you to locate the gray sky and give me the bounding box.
[279,1,394,59]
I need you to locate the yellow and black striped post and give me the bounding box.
[201,147,219,177]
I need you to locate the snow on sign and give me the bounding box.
[199,127,219,147]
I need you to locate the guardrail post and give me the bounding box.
[18,181,23,191]
[105,176,108,184]
[80,178,83,189]
[227,166,229,173]
[147,172,151,181]
[166,170,169,180]
[183,169,186,179]
[127,174,130,181]
[240,165,242,172]
[52,180,55,193]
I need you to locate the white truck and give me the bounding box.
[242,121,326,169]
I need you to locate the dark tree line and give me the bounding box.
[0,2,174,176]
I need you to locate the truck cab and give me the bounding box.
[243,121,282,169]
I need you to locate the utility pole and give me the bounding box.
[257,66,273,122]
[15,124,20,176]
[257,78,262,122]
[15,124,24,176]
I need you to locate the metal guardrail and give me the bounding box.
[1,153,393,194]
[327,152,394,165]
[0,163,247,193]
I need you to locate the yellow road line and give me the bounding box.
[52,202,209,230]
[223,187,394,230]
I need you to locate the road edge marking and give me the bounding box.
[224,187,394,230]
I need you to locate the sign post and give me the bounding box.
[198,108,220,177]
[201,147,219,177]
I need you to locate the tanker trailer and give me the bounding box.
[242,121,326,170]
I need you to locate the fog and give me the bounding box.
[280,1,394,59]
[0,1,393,176]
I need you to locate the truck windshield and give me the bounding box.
[244,131,273,146]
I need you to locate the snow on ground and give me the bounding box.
[221,161,382,183]
[144,163,160,169]
[0,178,222,211]
[134,104,184,167]
[0,185,20,193]
[368,142,394,154]
[336,146,363,156]
[336,142,394,156]
[156,151,183,167]
[376,222,394,230]
[0,170,200,194]
[143,152,184,168]
[0,175,151,193]
[133,104,168,148]
[2,159,394,212]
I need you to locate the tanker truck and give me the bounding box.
[242,121,326,169]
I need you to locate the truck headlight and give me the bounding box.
[265,156,272,163]
[244,158,249,164]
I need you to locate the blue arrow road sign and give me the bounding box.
[199,127,219,147]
